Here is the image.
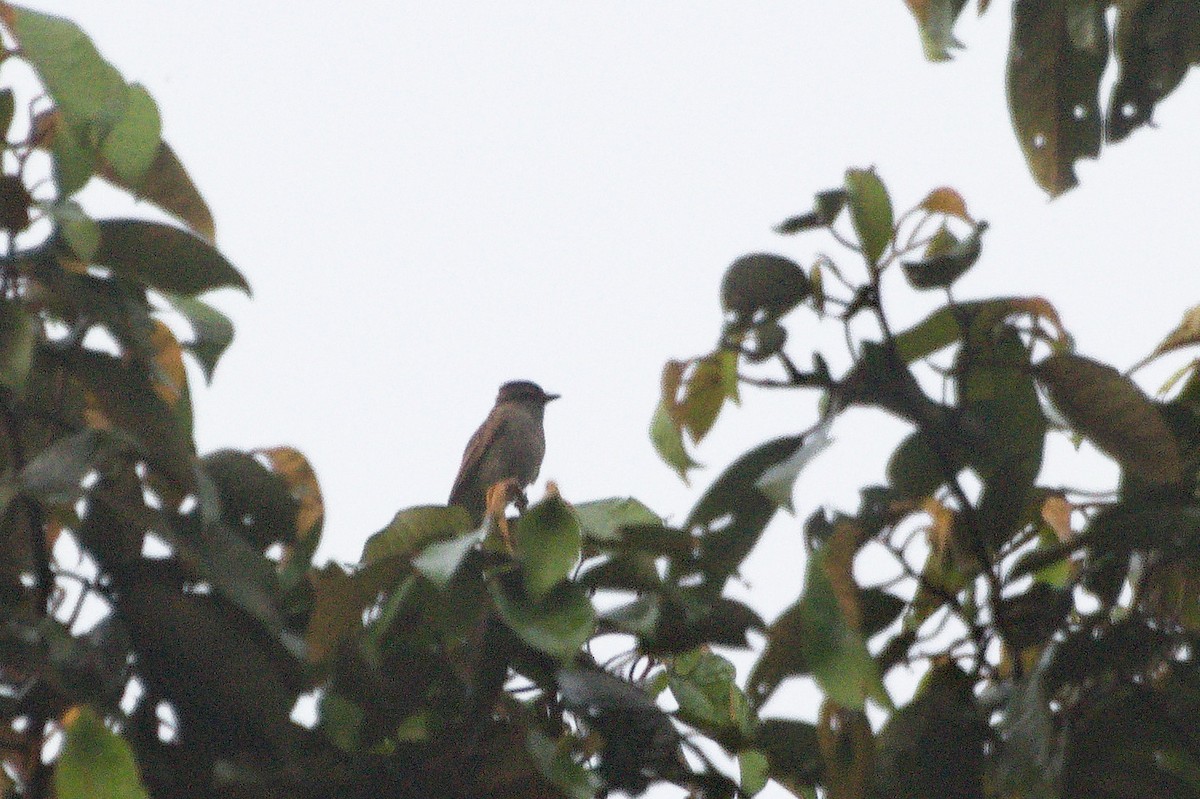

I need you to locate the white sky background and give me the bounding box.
[26,1,1200,795]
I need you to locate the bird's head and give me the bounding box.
[497,380,560,406]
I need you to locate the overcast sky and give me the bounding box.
[25,2,1200,794]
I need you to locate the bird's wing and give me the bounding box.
[447,413,510,508]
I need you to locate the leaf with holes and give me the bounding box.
[1006,0,1108,195]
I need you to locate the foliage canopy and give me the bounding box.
[0,5,1199,799]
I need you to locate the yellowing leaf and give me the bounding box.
[1040,494,1074,542]
[257,446,324,544]
[904,0,972,61]
[919,186,975,222]
[923,497,956,556]
[148,320,186,406]
[1036,353,1183,484]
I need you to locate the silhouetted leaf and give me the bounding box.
[69,349,194,485]
[94,219,249,296]
[20,429,108,504]
[685,435,806,586]
[888,431,957,500]
[721,253,809,325]
[1107,0,1200,143]
[1006,0,1107,195]
[1037,352,1183,484]
[873,661,985,799]
[775,188,847,234]
[844,167,893,265]
[902,220,988,289]
[753,719,821,793]
[515,492,581,600]
[0,89,12,138]
[55,706,149,799]
[257,446,325,547]
[202,449,300,550]
[754,418,834,511]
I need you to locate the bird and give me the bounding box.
[448,380,559,524]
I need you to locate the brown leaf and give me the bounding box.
[1132,303,1200,373]
[1006,0,1108,195]
[919,186,974,222]
[148,320,186,407]
[100,142,216,242]
[1036,353,1183,484]
[818,701,874,799]
[1040,494,1075,541]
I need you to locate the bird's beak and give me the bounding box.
[545,392,561,402]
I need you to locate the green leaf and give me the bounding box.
[901,220,988,290]
[201,449,300,550]
[47,114,94,194]
[99,83,161,188]
[161,292,235,382]
[887,431,955,500]
[903,0,970,61]
[961,326,1046,546]
[526,729,601,799]
[318,691,364,752]
[650,400,699,481]
[668,649,753,740]
[362,505,474,564]
[489,579,595,660]
[775,188,848,234]
[1037,352,1182,485]
[675,350,739,445]
[0,298,35,393]
[1006,0,1107,195]
[55,706,149,799]
[515,492,582,600]
[94,219,250,296]
[47,198,100,260]
[573,497,662,543]
[844,167,893,265]
[749,542,890,712]
[739,749,769,796]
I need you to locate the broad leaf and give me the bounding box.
[1107,0,1200,143]
[55,706,149,799]
[162,292,236,382]
[514,492,582,600]
[1006,0,1108,195]
[844,167,893,265]
[650,400,700,481]
[490,579,595,660]
[94,219,249,296]
[720,253,809,325]
[901,220,988,289]
[573,497,661,543]
[1037,352,1183,485]
[0,298,35,392]
[20,429,109,504]
[684,435,807,587]
[363,505,474,564]
[102,142,216,241]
